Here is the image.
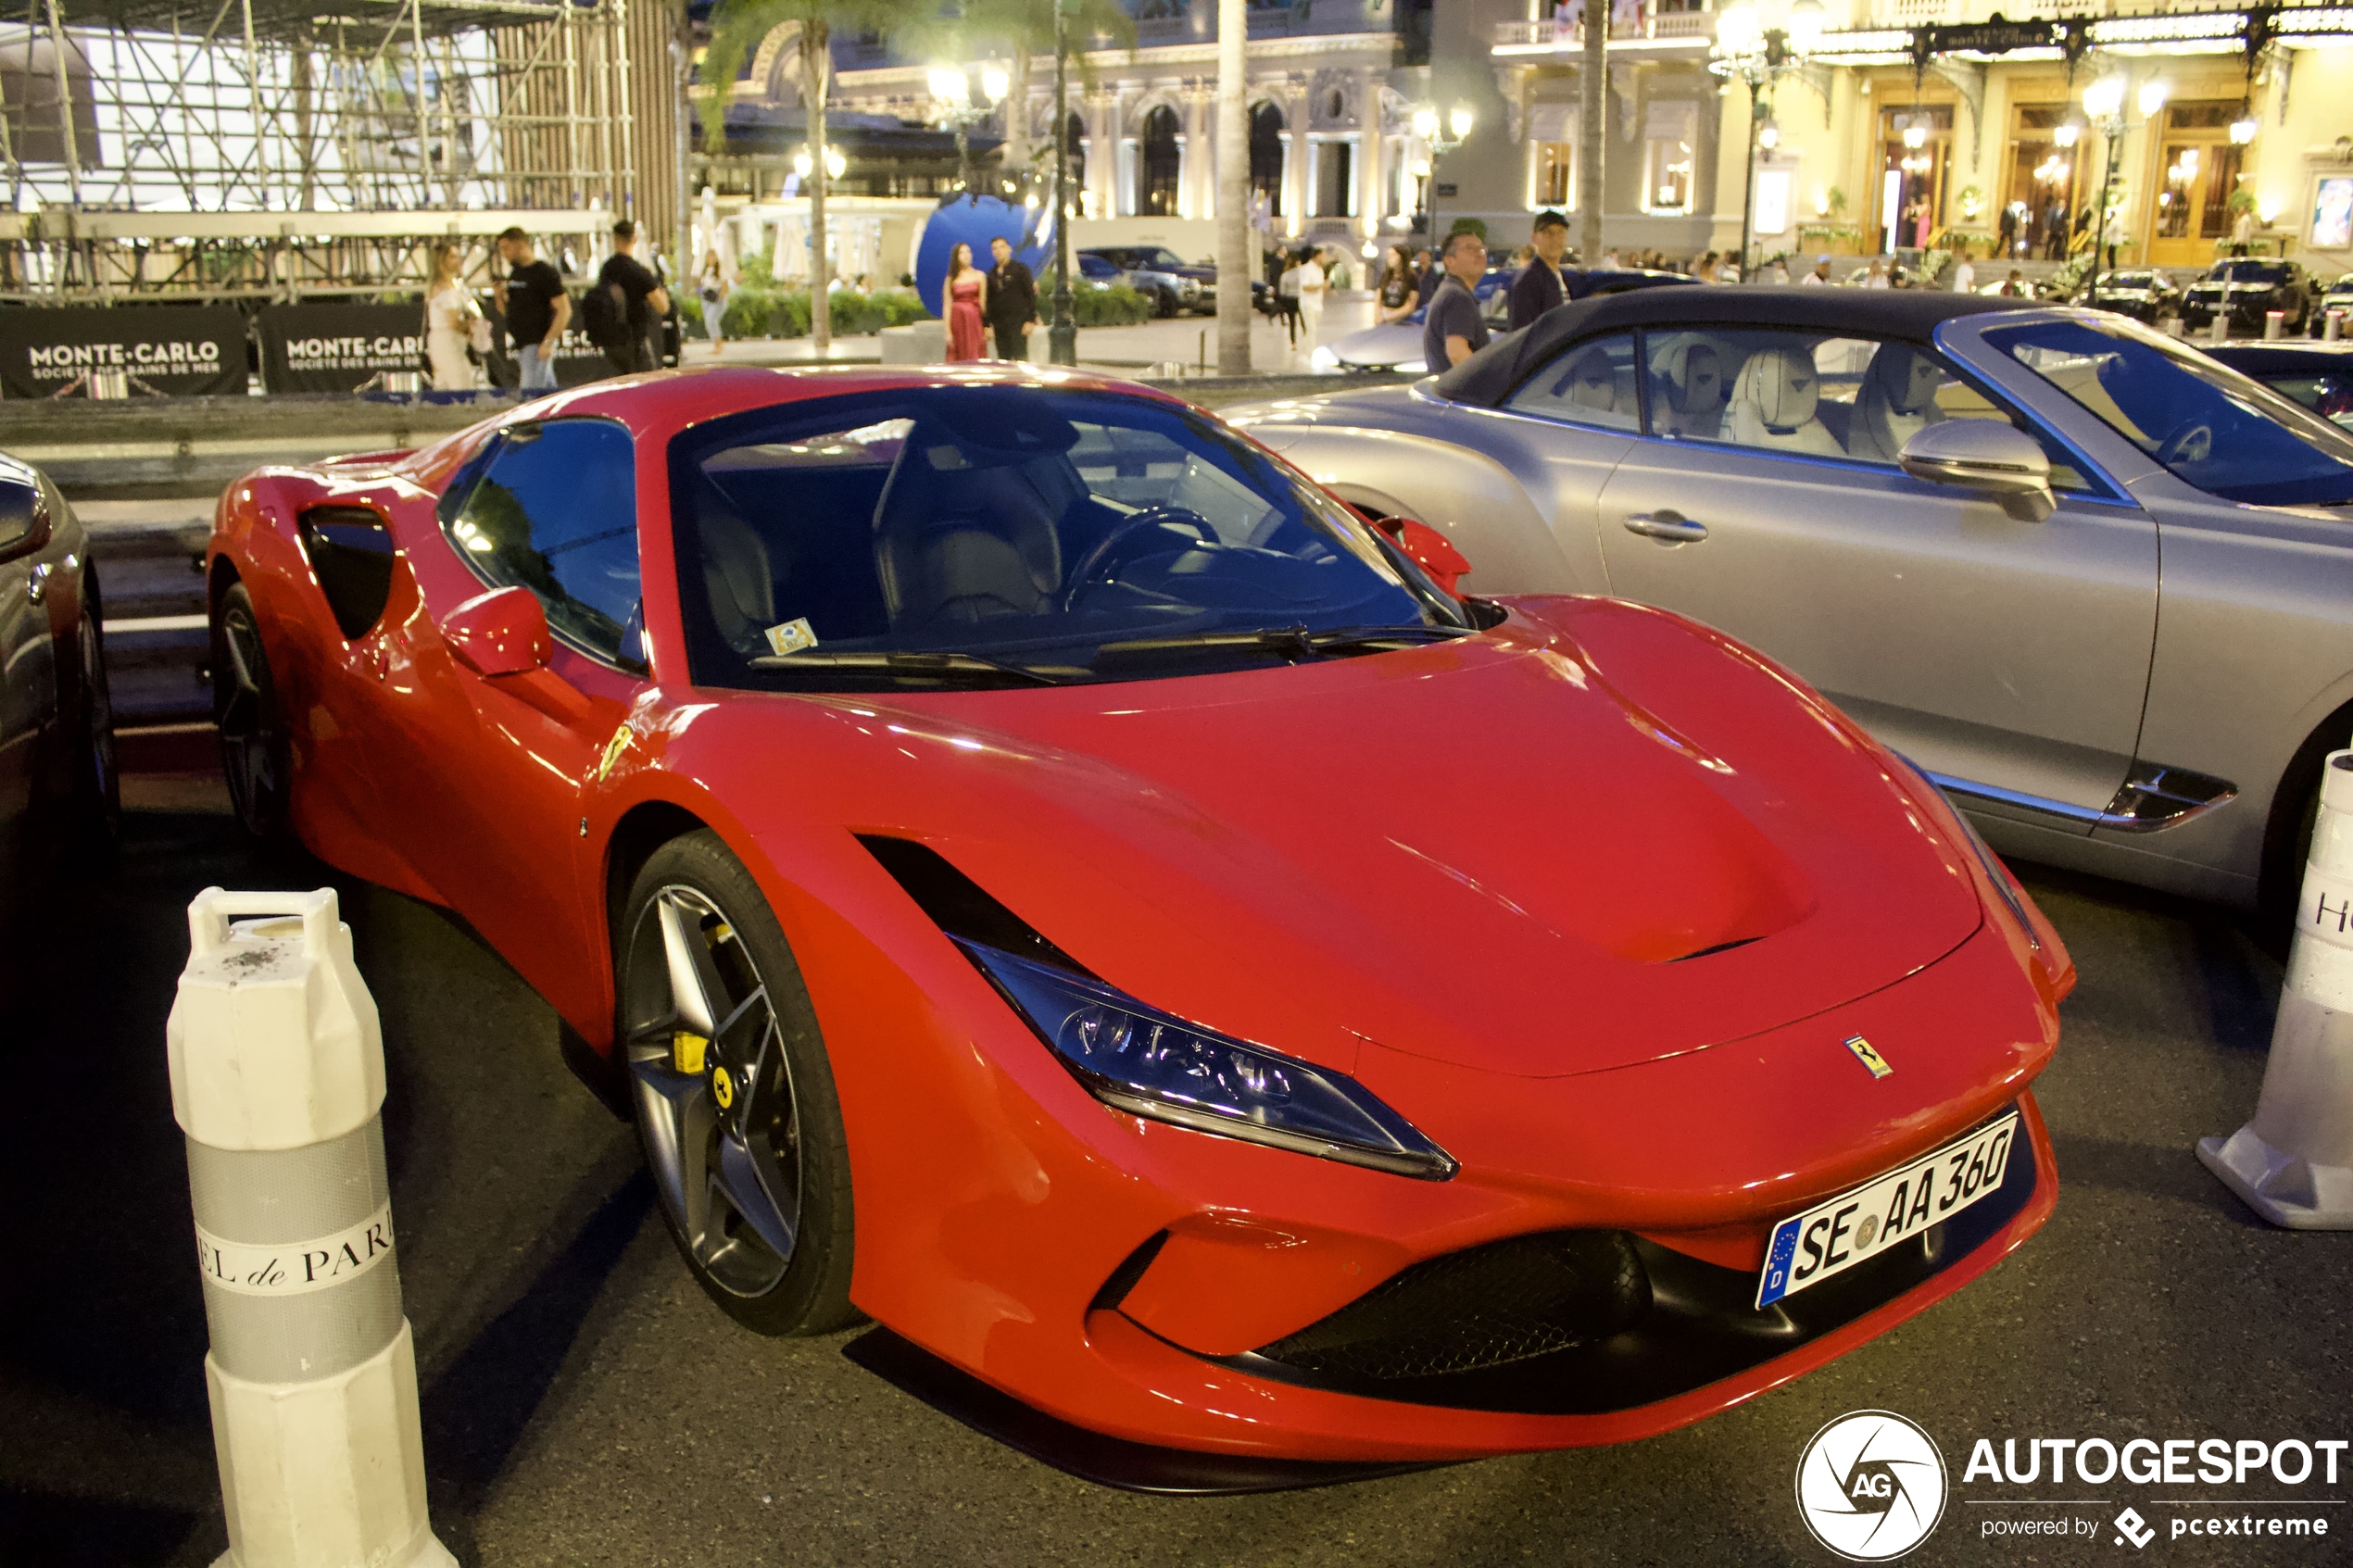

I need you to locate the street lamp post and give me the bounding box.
[2082,72,2169,304]
[1049,0,1076,365]
[930,62,1011,202]
[1411,104,1473,249]
[1710,0,1824,279]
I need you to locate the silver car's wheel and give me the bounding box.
[618,833,856,1334]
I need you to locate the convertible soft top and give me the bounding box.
[1433,286,2020,408]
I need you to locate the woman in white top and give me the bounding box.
[423,243,482,391]
[698,249,734,353]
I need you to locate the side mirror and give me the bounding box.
[443,584,551,676]
[1897,420,2056,522]
[1353,505,1473,597]
[0,475,51,565]
[1395,518,1471,597]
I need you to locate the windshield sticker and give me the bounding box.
[763,618,819,657]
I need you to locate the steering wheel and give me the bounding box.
[2158,420,2214,468]
[1060,506,1214,611]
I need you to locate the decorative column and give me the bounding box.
[1183,80,1216,220]
[1281,76,1308,237]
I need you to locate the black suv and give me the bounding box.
[1078,245,1214,318]
[2182,258,2314,336]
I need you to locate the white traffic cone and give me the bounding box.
[2197,751,2353,1227]
[168,888,459,1568]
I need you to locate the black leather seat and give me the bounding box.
[871,435,1074,629]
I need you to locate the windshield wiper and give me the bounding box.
[1090,622,1470,669]
[747,649,1076,685]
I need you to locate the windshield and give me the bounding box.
[1137,248,1189,270]
[667,385,1466,690]
[1986,320,2353,508]
[2208,262,2291,284]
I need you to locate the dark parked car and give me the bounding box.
[1078,245,1214,317]
[0,453,115,894]
[2315,271,2353,334]
[2204,340,2353,428]
[2182,258,2314,336]
[2082,269,2184,323]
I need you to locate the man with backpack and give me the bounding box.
[589,220,669,376]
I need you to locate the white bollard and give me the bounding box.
[2208,313,2230,345]
[2197,752,2353,1228]
[2265,308,2286,340]
[167,888,457,1568]
[2327,309,2345,343]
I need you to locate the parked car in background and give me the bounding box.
[0,453,116,891]
[1310,267,1694,373]
[2081,269,2184,324]
[2314,270,2353,332]
[2204,339,2353,428]
[1077,245,1214,318]
[2181,257,2314,336]
[1230,288,2353,922]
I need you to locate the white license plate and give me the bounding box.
[1756,1112,2020,1308]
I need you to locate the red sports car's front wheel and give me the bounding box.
[211,583,289,842]
[618,833,858,1335]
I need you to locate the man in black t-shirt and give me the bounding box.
[1422,232,1491,374]
[597,220,669,376]
[494,226,572,394]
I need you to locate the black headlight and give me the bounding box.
[960,939,1458,1180]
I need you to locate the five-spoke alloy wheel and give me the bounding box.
[618,832,856,1334]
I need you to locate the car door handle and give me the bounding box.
[1624,512,1708,544]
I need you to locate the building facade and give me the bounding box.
[1442,0,2353,278]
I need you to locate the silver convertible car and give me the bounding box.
[1228,288,2353,920]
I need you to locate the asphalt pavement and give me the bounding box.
[3,774,2348,1568]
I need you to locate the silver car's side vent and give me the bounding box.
[2099,763,2238,834]
[1927,764,2236,834]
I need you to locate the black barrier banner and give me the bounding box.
[257,302,427,393]
[0,305,246,397]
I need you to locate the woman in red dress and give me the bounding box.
[944,242,988,361]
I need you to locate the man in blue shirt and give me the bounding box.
[1423,232,1491,373]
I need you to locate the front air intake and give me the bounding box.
[1252,1229,1650,1382]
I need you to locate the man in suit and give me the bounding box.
[1506,210,1572,332]
[985,236,1038,361]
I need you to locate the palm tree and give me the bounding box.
[699,0,896,354]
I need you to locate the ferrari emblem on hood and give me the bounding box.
[1844,1035,1894,1079]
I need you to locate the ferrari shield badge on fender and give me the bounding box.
[1845,1035,1894,1079]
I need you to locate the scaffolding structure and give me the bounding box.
[0,0,684,299]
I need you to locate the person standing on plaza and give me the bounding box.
[1506,209,1571,331]
[423,243,484,391]
[1375,245,1420,324]
[943,242,988,362]
[493,227,571,395]
[1423,230,1491,372]
[596,220,669,376]
[985,235,1037,361]
[1294,245,1327,346]
[1277,248,1305,349]
[1801,254,1831,284]
[1951,250,1977,294]
[698,248,734,354]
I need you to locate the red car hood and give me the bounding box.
[778,598,1982,1081]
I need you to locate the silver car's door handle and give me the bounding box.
[1623,512,1708,544]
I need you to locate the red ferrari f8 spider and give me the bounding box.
[207,367,2070,1490]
